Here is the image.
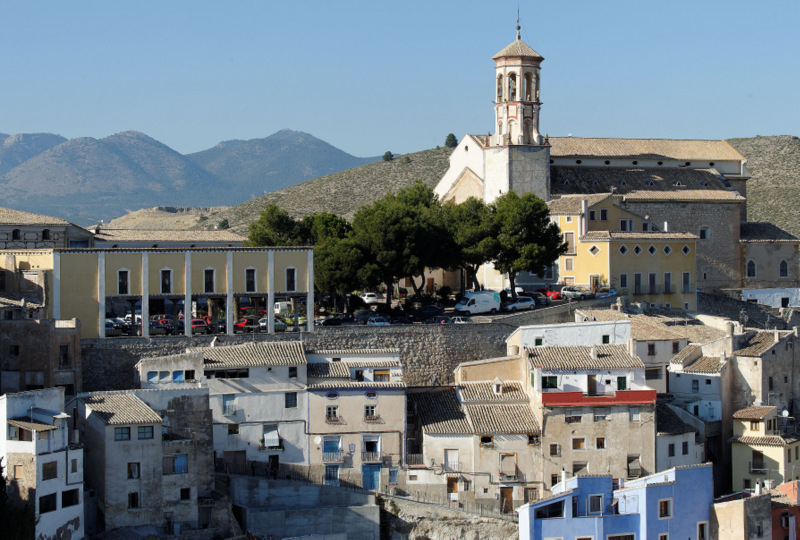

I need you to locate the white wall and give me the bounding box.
[517,320,631,349]
[742,288,800,308]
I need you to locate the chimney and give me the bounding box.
[755,481,762,495]
[628,337,636,357]
[590,345,598,361]
[581,200,589,236]
[561,468,568,484]
[775,328,780,344]
[663,221,669,232]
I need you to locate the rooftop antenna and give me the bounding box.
[516,6,521,39]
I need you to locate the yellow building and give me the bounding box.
[549,194,698,310]
[1,246,313,339]
[731,405,800,491]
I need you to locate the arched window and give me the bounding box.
[780,260,789,278]
[42,229,50,240]
[508,73,517,101]
[523,73,532,101]
[747,260,756,278]
[496,75,503,101]
[12,229,20,240]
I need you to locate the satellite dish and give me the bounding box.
[314,436,322,445]
[783,409,790,417]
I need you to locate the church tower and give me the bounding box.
[490,25,545,147]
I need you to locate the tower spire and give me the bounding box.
[516,6,521,40]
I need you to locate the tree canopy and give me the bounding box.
[444,133,458,148]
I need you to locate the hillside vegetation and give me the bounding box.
[727,135,800,237]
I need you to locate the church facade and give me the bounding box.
[434,27,798,302]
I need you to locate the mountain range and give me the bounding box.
[0,129,378,225]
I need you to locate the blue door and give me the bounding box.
[362,464,381,491]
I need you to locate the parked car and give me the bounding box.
[360,292,383,305]
[281,315,308,327]
[234,316,260,333]
[259,316,287,332]
[527,292,551,306]
[426,315,452,324]
[354,310,374,325]
[190,318,211,334]
[451,316,475,324]
[534,287,562,300]
[454,291,501,315]
[596,287,618,298]
[390,316,412,325]
[407,305,444,322]
[561,286,595,300]
[366,316,391,326]
[502,296,536,312]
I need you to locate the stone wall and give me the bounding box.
[81,299,612,392]
[697,291,791,330]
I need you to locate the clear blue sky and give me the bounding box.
[2,1,798,157]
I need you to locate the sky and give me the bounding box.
[1,1,798,158]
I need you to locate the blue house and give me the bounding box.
[518,463,713,540]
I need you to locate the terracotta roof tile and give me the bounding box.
[733,406,776,420]
[547,194,613,215]
[94,229,245,243]
[549,138,745,162]
[344,359,401,368]
[7,418,60,432]
[306,381,405,389]
[408,387,472,435]
[731,435,799,447]
[306,362,350,379]
[306,348,400,355]
[0,207,72,226]
[193,341,307,368]
[492,38,543,61]
[458,382,528,403]
[683,356,725,374]
[465,404,540,435]
[574,308,629,322]
[735,331,790,357]
[80,392,163,425]
[740,222,799,243]
[671,344,702,367]
[527,345,643,371]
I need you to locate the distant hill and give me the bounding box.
[727,135,800,238]
[0,133,66,174]
[187,129,378,200]
[0,129,377,225]
[198,147,454,234]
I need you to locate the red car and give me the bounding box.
[190,318,211,334]
[535,287,562,301]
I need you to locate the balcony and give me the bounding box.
[364,415,382,424]
[406,453,425,468]
[663,285,675,294]
[322,451,344,463]
[361,452,383,463]
[541,389,657,407]
[749,461,767,475]
[442,460,461,473]
[325,415,344,424]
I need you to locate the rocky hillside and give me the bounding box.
[0,133,67,174]
[200,146,454,234]
[727,135,800,237]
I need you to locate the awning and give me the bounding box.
[263,427,280,448]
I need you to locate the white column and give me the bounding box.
[141,252,149,338]
[53,251,61,319]
[98,252,105,338]
[268,251,275,333]
[226,251,234,335]
[306,249,314,333]
[184,252,192,337]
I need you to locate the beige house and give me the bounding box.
[0,207,94,249]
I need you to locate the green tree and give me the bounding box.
[491,191,566,299]
[444,133,458,148]
[218,218,230,230]
[382,151,393,161]
[247,204,301,246]
[298,212,352,245]
[444,198,499,291]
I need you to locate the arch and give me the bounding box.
[507,72,517,101]
[780,260,789,278]
[496,74,503,101]
[523,72,533,101]
[12,229,20,240]
[41,229,50,240]
[746,260,756,278]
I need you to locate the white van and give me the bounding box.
[274,301,293,315]
[454,291,501,315]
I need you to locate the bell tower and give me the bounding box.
[491,25,545,147]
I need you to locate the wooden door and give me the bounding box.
[500,487,513,514]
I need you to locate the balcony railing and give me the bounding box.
[633,287,643,295]
[443,460,461,472]
[406,453,425,467]
[682,284,694,293]
[325,415,343,424]
[363,415,381,423]
[322,451,344,463]
[663,285,674,294]
[750,461,767,475]
[361,452,382,463]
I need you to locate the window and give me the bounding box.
[227,424,239,435]
[600,208,608,221]
[324,464,339,486]
[128,492,140,509]
[39,493,57,514]
[59,345,70,368]
[13,465,24,480]
[596,437,606,449]
[769,376,774,391]
[161,269,172,294]
[528,434,540,445]
[589,209,596,221]
[222,394,236,416]
[364,405,377,419]
[672,341,680,354]
[566,408,582,423]
[751,420,760,430]
[572,461,588,475]
[480,435,494,446]
[664,272,672,293]
[602,334,610,344]
[564,232,575,254]
[647,343,656,356]
[692,379,699,393]
[41,229,50,240]
[564,258,574,271]
[619,273,628,289]
[138,425,154,440]
[699,227,709,240]
[534,337,543,346]
[245,268,256,292]
[127,462,140,479]
[551,474,559,487]
[620,219,633,231]
[549,444,560,457]
[747,260,756,278]
[285,267,297,292]
[374,370,390,382]
[646,368,663,380]
[572,437,585,450]
[163,454,188,475]
[589,494,602,513]
[781,260,789,278]
[42,461,57,480]
[594,408,609,421]
[659,498,672,518]
[542,376,558,389]
[204,268,215,293]
[629,407,640,422]
[354,369,364,382]
[71,459,77,473]
[649,272,657,293]
[326,405,338,421]
[62,488,80,508]
[617,376,627,390]
[288,366,298,379]
[634,272,642,294]
[115,427,131,441]
[118,270,129,295]
[285,392,297,408]
[180,487,191,501]
[12,229,20,240]
[668,443,675,457]
[659,535,669,540]
[389,467,399,485]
